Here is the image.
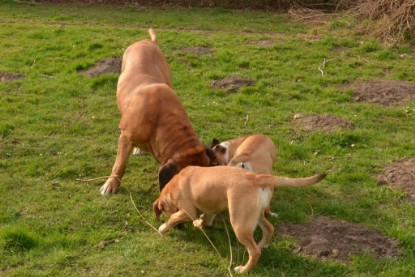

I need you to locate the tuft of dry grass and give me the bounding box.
[355,0,415,44]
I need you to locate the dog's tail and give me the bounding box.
[256,173,326,188]
[148,28,157,44]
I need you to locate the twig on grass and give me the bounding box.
[222,218,234,277]
[76,175,121,183]
[318,58,335,76]
[126,187,164,238]
[244,115,249,126]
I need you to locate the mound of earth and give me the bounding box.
[211,75,254,93]
[182,46,214,55]
[246,40,275,47]
[377,158,415,203]
[0,72,25,82]
[81,57,121,77]
[277,216,401,262]
[292,114,353,132]
[349,79,415,106]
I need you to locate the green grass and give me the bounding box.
[1,2,415,276]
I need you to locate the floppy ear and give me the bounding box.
[204,145,218,165]
[153,199,163,219]
[211,138,220,148]
[158,160,178,192]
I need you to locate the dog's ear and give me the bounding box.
[158,160,178,192]
[204,145,219,166]
[211,138,220,148]
[153,199,163,219]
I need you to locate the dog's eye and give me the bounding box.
[241,163,245,168]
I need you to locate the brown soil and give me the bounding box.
[349,79,415,106]
[377,158,415,203]
[292,114,353,132]
[277,216,401,262]
[182,46,214,55]
[0,72,25,82]
[81,57,121,77]
[246,40,276,47]
[211,75,254,93]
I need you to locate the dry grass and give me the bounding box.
[355,0,415,44]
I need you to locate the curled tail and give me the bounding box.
[257,173,326,188]
[148,28,157,44]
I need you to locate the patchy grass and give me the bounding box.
[1,2,415,276]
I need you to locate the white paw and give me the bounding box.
[270,212,278,218]
[100,182,113,195]
[193,219,204,229]
[100,177,120,195]
[132,147,142,156]
[234,266,244,273]
[158,223,167,233]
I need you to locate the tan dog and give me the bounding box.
[211,134,277,216]
[153,166,326,273]
[211,134,276,174]
[100,29,218,195]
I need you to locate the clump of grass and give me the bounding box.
[1,227,38,252]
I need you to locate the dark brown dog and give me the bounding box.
[101,29,217,195]
[153,166,326,273]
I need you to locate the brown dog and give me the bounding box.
[212,134,277,216]
[100,29,217,195]
[153,166,326,273]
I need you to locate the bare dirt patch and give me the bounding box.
[81,57,121,77]
[292,114,353,132]
[277,216,401,262]
[182,46,214,55]
[377,158,415,203]
[349,79,415,106]
[0,72,25,82]
[211,75,254,93]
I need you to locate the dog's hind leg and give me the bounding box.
[159,208,196,233]
[257,215,274,249]
[230,216,261,273]
[233,229,261,273]
[100,133,133,195]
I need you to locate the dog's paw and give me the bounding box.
[193,219,204,229]
[234,266,245,274]
[100,178,120,195]
[158,223,168,233]
[269,212,278,218]
[132,147,148,156]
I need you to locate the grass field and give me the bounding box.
[1,2,415,276]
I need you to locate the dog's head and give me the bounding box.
[158,147,219,191]
[204,145,220,166]
[153,196,177,219]
[211,138,228,165]
[158,159,179,192]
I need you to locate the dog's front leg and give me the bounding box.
[100,133,133,195]
[159,209,195,233]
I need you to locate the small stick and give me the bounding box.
[223,218,234,277]
[244,115,249,125]
[76,175,121,183]
[126,187,164,238]
[318,58,335,76]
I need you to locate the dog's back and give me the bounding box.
[117,29,172,114]
[229,134,276,174]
